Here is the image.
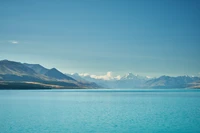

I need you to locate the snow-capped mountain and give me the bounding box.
[115,73,148,88]
[121,73,148,80]
[69,72,149,88]
[68,72,200,89]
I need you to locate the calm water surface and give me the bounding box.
[0,89,200,133]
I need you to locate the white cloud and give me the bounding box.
[79,73,90,76]
[9,40,18,44]
[90,72,112,80]
[80,71,121,80]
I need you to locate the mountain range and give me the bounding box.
[0,60,100,89]
[69,73,200,89]
[0,60,200,89]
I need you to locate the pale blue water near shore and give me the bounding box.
[0,89,200,133]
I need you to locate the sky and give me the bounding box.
[0,0,200,77]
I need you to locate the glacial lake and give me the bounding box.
[0,89,200,133]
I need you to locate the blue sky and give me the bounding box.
[0,0,200,77]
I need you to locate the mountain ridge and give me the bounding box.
[70,73,200,89]
[0,60,37,76]
[1,60,199,89]
[44,68,75,81]
[24,63,49,74]
[0,60,101,89]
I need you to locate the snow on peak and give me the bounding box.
[122,73,137,79]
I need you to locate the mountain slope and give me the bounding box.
[0,60,37,76]
[24,63,48,74]
[68,73,104,88]
[0,60,100,89]
[45,68,75,81]
[68,73,90,82]
[0,60,49,82]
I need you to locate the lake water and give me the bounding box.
[0,89,200,133]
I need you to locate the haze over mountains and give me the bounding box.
[0,60,200,89]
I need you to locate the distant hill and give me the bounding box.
[144,76,200,88]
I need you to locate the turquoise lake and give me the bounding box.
[0,89,200,133]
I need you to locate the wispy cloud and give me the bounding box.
[9,40,19,44]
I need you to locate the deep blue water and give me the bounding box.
[0,89,200,133]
